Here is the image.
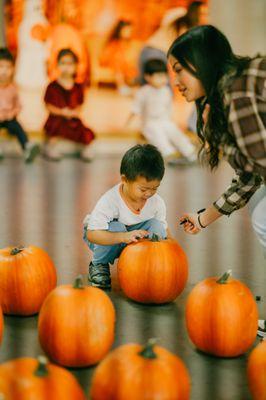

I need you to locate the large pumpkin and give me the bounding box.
[38,275,115,367]
[0,246,57,316]
[90,339,190,400]
[0,356,86,399]
[117,235,188,304]
[48,23,89,83]
[185,270,258,357]
[0,306,3,346]
[247,339,266,400]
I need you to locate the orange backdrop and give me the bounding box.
[5,0,208,52]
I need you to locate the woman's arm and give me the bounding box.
[180,205,222,234]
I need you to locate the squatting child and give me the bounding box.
[83,144,170,289]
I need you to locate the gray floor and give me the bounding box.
[0,155,265,400]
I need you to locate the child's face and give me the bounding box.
[122,175,161,202]
[0,60,14,84]
[168,55,205,102]
[144,72,168,88]
[58,54,77,78]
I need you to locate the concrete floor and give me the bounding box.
[0,155,265,399]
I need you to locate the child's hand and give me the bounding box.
[179,213,201,235]
[123,230,149,244]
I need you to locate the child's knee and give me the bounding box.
[108,221,127,233]
[147,218,167,239]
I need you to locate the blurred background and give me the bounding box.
[0,0,264,156]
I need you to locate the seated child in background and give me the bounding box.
[43,48,95,161]
[0,48,39,163]
[127,59,197,165]
[83,144,170,289]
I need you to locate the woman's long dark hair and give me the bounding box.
[167,25,252,169]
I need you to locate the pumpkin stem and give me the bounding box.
[150,234,161,242]
[139,338,158,359]
[73,275,85,289]
[10,246,24,256]
[217,269,232,284]
[34,356,49,377]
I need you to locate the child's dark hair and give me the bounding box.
[120,144,165,181]
[144,59,168,75]
[0,48,14,63]
[57,48,78,63]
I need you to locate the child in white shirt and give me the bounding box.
[83,144,170,289]
[128,59,197,165]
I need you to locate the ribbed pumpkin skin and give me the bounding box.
[185,276,258,357]
[0,357,86,400]
[0,246,57,315]
[0,306,3,345]
[117,239,188,304]
[247,340,266,400]
[90,343,190,400]
[38,285,115,367]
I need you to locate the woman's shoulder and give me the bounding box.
[227,57,266,99]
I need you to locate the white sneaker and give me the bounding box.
[42,144,62,162]
[257,319,266,338]
[81,145,94,162]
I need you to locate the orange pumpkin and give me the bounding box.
[0,356,86,399]
[247,339,266,400]
[48,23,89,83]
[185,270,258,357]
[0,306,3,346]
[0,246,57,316]
[90,339,191,400]
[38,275,115,367]
[117,235,188,304]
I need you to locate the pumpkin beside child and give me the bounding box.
[185,270,258,357]
[0,245,57,316]
[118,235,188,304]
[38,275,115,367]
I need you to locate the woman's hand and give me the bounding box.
[179,213,201,235]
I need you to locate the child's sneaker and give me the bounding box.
[42,143,62,161]
[88,262,111,289]
[24,142,40,163]
[257,319,266,338]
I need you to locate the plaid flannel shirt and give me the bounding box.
[213,57,266,215]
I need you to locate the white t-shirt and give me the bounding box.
[132,84,173,125]
[84,184,167,230]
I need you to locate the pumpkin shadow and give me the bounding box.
[195,348,247,361]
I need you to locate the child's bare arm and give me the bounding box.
[87,229,149,245]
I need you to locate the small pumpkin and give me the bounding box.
[38,275,115,367]
[185,270,258,357]
[117,235,188,304]
[0,355,86,399]
[0,246,57,316]
[247,339,266,400]
[90,339,190,400]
